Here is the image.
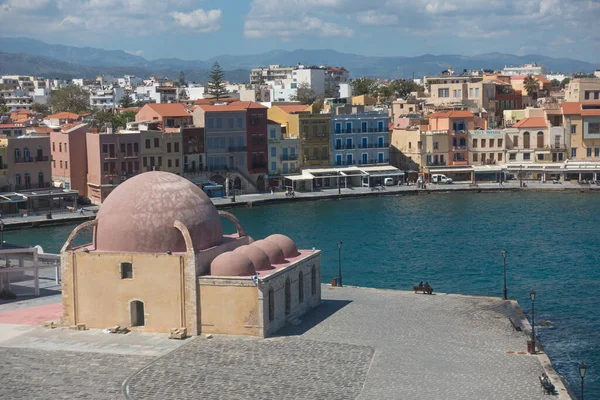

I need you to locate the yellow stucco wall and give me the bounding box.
[199,282,259,336]
[63,251,188,333]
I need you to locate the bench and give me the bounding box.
[413,285,433,294]
[539,376,555,395]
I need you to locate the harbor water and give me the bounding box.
[7,191,599,398]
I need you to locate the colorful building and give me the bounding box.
[267,120,300,180]
[562,101,600,161]
[135,103,193,129]
[182,127,205,175]
[7,134,52,190]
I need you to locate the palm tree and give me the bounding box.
[523,75,540,97]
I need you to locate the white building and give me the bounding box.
[339,83,352,99]
[502,63,547,76]
[117,75,143,88]
[185,85,206,101]
[90,87,125,109]
[293,67,326,94]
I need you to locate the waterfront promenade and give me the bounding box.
[0,285,571,399]
[1,180,598,229]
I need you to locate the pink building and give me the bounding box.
[86,132,141,204]
[7,134,52,190]
[135,104,193,130]
[51,123,88,195]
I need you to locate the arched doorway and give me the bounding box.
[210,174,225,185]
[256,175,266,192]
[284,277,291,315]
[130,300,145,327]
[234,177,242,190]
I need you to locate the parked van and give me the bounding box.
[431,174,453,184]
[383,178,395,186]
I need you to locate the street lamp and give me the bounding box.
[578,362,587,400]
[337,241,343,287]
[530,289,536,354]
[338,171,341,194]
[0,218,4,246]
[501,250,507,300]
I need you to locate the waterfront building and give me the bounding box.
[268,105,331,168]
[134,124,182,175]
[61,171,321,337]
[181,127,205,175]
[502,62,547,76]
[85,130,141,204]
[50,123,88,193]
[562,101,600,162]
[504,117,562,164]
[330,106,390,166]
[469,129,505,165]
[564,78,600,102]
[0,137,8,190]
[193,101,268,193]
[267,120,300,182]
[6,134,52,191]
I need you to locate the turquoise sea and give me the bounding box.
[7,192,599,399]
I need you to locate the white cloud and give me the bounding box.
[356,10,398,26]
[245,16,353,39]
[3,0,49,10]
[171,9,222,32]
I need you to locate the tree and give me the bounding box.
[207,62,228,101]
[291,82,322,105]
[523,75,540,96]
[92,109,136,131]
[49,85,90,113]
[561,78,571,89]
[550,79,561,88]
[31,103,50,115]
[119,90,134,108]
[0,97,8,114]
[376,85,395,105]
[350,77,378,96]
[391,79,424,100]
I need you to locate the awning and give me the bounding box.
[473,166,504,173]
[360,165,399,172]
[368,170,405,177]
[425,167,473,173]
[284,174,314,181]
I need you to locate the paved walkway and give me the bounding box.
[0,287,571,399]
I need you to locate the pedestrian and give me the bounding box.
[79,208,84,215]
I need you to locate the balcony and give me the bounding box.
[357,143,390,149]
[360,159,390,165]
[452,146,468,151]
[334,128,388,134]
[14,156,50,163]
[103,153,117,160]
[334,145,356,150]
[122,151,139,158]
[450,130,468,135]
[228,146,248,152]
[281,154,298,161]
[426,161,447,167]
[251,163,267,170]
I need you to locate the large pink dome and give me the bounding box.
[95,171,223,253]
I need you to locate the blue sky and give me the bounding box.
[1,0,599,62]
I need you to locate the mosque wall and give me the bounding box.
[260,252,322,337]
[198,278,259,336]
[62,251,190,333]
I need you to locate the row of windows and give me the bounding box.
[52,160,68,169]
[14,172,44,186]
[584,91,600,100]
[268,266,317,321]
[206,137,245,149]
[472,138,503,148]
[270,162,296,172]
[473,153,503,162]
[270,147,297,157]
[143,139,180,152]
[52,141,68,153]
[572,148,600,157]
[207,116,244,130]
[333,120,387,133]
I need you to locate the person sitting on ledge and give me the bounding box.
[419,281,423,287]
[424,281,430,288]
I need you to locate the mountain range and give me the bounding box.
[1,37,599,82]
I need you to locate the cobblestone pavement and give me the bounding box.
[126,336,374,400]
[0,347,152,400]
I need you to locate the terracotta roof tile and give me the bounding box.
[275,105,310,114]
[562,101,600,115]
[428,110,474,119]
[46,112,80,120]
[193,98,238,105]
[512,117,547,128]
[146,103,190,117]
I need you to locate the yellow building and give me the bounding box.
[564,78,600,102]
[0,138,8,190]
[61,172,321,337]
[562,101,600,161]
[268,105,331,167]
[352,95,377,106]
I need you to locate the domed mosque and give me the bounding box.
[61,172,321,337]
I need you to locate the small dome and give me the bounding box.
[234,245,272,271]
[210,252,255,276]
[252,240,286,264]
[266,234,299,258]
[95,171,222,253]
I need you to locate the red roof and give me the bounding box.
[193,98,238,105]
[47,112,80,120]
[145,103,190,117]
[0,124,25,129]
[512,117,547,128]
[428,110,474,119]
[198,101,267,112]
[275,105,310,114]
[562,101,600,115]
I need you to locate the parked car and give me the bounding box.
[431,174,453,184]
[383,178,395,186]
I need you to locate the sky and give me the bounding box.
[1,0,599,62]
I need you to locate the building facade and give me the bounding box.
[562,102,600,161]
[267,121,300,177]
[331,109,390,166]
[469,130,505,165]
[182,127,205,175]
[7,134,52,190]
[564,79,600,102]
[51,123,88,193]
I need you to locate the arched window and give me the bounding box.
[284,277,291,315]
[523,132,530,149]
[298,272,304,303]
[537,131,544,148]
[130,300,145,327]
[311,265,317,295]
[268,287,275,322]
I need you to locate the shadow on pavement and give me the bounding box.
[273,299,352,337]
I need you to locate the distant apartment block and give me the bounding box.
[564,78,600,102]
[502,63,547,76]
